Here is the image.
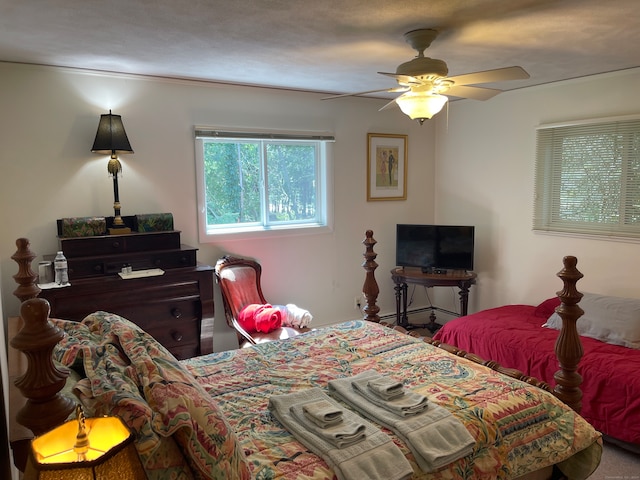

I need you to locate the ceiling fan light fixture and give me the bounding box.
[396,91,448,123]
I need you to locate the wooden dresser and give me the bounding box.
[38,231,214,359]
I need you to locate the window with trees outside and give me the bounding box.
[534,115,640,240]
[195,128,334,241]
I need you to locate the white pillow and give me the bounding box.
[543,292,640,349]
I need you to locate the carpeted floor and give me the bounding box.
[591,441,640,479]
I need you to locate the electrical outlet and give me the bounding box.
[354,296,362,309]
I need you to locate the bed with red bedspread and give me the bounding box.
[433,295,640,448]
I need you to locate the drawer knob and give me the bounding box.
[171,308,182,319]
[111,241,120,249]
[171,331,183,342]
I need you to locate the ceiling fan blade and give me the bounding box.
[378,98,399,112]
[446,84,502,101]
[377,72,421,86]
[322,87,408,100]
[447,66,529,86]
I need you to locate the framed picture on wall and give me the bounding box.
[366,133,408,201]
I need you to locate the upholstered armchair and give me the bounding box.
[214,255,308,347]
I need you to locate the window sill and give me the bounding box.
[199,223,333,243]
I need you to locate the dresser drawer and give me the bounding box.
[67,247,197,279]
[60,231,181,258]
[136,300,201,360]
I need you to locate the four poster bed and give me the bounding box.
[9,232,603,479]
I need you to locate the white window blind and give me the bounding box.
[534,115,640,239]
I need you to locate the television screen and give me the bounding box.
[396,224,475,272]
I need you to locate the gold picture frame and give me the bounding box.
[366,133,408,201]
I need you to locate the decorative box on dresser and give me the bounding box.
[38,231,214,360]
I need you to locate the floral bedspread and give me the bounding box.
[183,320,602,480]
[52,313,250,480]
[53,314,602,480]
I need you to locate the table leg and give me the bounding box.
[401,283,409,326]
[459,282,471,316]
[394,283,402,326]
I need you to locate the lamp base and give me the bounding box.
[109,226,132,235]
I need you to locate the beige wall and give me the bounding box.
[0,62,435,353]
[434,68,640,311]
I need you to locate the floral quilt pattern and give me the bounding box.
[183,320,602,480]
[52,312,251,480]
[52,315,601,480]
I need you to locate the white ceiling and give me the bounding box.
[1,0,639,100]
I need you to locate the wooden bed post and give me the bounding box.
[10,237,76,437]
[10,298,76,436]
[361,230,380,323]
[553,255,584,412]
[11,237,41,301]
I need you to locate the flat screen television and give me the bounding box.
[396,224,475,272]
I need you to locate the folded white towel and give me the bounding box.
[291,404,366,448]
[352,376,429,416]
[328,370,475,473]
[367,376,405,400]
[268,387,413,480]
[281,303,313,328]
[302,399,344,427]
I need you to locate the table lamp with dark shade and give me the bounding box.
[91,110,134,234]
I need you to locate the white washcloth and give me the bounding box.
[367,376,405,400]
[352,376,429,416]
[328,370,476,473]
[268,387,413,480]
[302,399,344,427]
[291,404,366,448]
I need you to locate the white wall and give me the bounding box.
[434,68,640,311]
[3,63,639,345]
[0,62,436,354]
[3,61,640,474]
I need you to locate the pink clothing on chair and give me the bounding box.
[238,304,283,333]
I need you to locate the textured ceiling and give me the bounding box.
[1,0,639,99]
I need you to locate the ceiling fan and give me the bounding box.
[324,28,530,124]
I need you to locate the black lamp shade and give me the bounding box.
[91,110,134,154]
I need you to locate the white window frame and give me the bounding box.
[533,114,640,241]
[195,127,334,242]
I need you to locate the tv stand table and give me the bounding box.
[391,267,477,333]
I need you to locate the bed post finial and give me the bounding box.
[10,297,76,435]
[553,255,585,412]
[12,237,41,301]
[362,230,380,323]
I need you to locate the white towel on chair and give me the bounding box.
[280,304,313,328]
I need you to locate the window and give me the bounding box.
[195,128,334,240]
[534,115,640,239]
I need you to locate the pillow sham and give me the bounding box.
[544,293,640,349]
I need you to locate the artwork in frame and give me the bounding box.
[367,133,408,201]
